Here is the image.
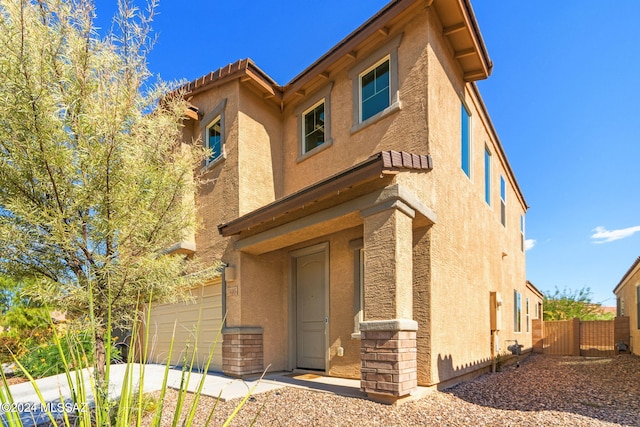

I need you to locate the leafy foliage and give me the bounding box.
[0,0,210,378]
[543,286,614,321]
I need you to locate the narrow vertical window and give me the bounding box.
[350,239,365,338]
[520,215,526,251]
[360,58,390,122]
[206,116,222,164]
[500,175,506,226]
[461,104,470,177]
[484,147,491,205]
[514,290,522,332]
[302,100,325,154]
[526,298,530,332]
[636,286,640,329]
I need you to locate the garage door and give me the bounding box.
[145,278,223,371]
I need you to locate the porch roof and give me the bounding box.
[218,151,433,238]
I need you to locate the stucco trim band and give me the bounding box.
[233,184,436,255]
[222,326,264,335]
[360,319,418,332]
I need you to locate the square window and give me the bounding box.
[206,117,222,164]
[360,58,390,122]
[348,33,402,133]
[303,100,325,154]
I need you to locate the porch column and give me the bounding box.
[360,201,417,402]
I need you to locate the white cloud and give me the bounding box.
[591,225,640,244]
[524,239,536,251]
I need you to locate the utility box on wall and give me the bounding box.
[490,291,502,331]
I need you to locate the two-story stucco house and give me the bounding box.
[146,0,538,402]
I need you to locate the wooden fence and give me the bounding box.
[532,317,630,357]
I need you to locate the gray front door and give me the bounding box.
[295,250,326,370]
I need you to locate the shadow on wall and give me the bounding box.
[436,353,494,390]
[443,353,640,425]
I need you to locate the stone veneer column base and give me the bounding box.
[222,327,263,377]
[360,319,418,402]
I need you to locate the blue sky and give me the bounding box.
[94,1,639,305]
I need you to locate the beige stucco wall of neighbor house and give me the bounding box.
[614,262,640,355]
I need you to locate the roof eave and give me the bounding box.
[218,151,433,237]
[613,256,640,294]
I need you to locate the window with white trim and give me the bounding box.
[520,215,525,251]
[200,98,227,168]
[206,117,222,164]
[526,297,530,332]
[360,57,390,122]
[349,33,402,133]
[514,290,522,332]
[350,239,364,338]
[302,100,326,154]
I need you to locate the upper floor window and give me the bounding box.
[349,33,402,134]
[520,214,526,251]
[206,117,222,164]
[484,147,491,205]
[360,57,390,122]
[461,104,471,177]
[200,98,227,169]
[295,83,333,161]
[303,100,325,154]
[500,175,506,226]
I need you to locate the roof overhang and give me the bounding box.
[613,256,640,294]
[218,151,433,239]
[526,280,544,299]
[432,0,493,81]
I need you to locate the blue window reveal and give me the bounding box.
[484,148,491,205]
[461,105,470,177]
[500,176,506,226]
[207,118,222,163]
[361,59,390,121]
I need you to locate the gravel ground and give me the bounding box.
[143,354,640,426]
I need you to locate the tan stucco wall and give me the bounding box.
[420,7,529,385]
[615,265,640,355]
[280,6,431,195]
[180,1,528,387]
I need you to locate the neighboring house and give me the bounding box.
[613,256,639,355]
[145,0,536,401]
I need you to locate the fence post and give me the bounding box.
[532,319,543,353]
[571,318,581,356]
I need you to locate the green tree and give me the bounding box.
[0,0,207,380]
[543,286,614,321]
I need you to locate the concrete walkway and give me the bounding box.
[3,364,283,426]
[3,365,377,426]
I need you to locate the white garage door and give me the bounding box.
[145,278,223,371]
